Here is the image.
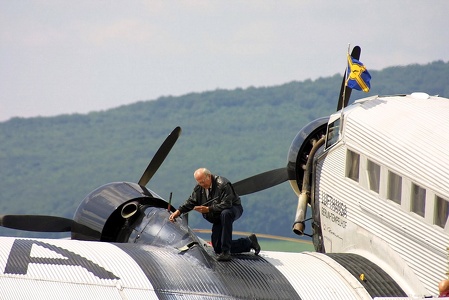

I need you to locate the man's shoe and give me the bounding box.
[249,233,261,255]
[217,252,231,261]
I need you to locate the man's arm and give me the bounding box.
[169,186,200,222]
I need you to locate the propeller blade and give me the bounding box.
[233,167,289,196]
[0,215,72,232]
[336,45,361,111]
[138,126,182,186]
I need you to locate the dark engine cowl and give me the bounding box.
[71,182,166,241]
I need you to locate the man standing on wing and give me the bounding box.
[169,168,260,261]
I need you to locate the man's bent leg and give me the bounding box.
[220,207,237,254]
[211,222,222,254]
[230,237,252,254]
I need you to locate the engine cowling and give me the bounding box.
[71,182,167,241]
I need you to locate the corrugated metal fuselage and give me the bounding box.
[313,94,449,297]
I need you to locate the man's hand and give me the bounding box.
[193,206,210,213]
[169,210,181,222]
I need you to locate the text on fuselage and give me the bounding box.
[320,191,347,228]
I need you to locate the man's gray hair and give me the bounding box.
[195,168,211,177]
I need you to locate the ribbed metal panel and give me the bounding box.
[0,237,158,298]
[0,277,118,299]
[317,146,445,295]
[31,238,154,289]
[346,95,449,199]
[315,94,449,296]
[0,278,159,299]
[345,95,449,295]
[117,242,302,299]
[327,253,406,297]
[1,237,306,299]
[263,251,372,300]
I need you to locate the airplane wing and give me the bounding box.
[0,236,415,299]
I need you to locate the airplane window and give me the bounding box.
[387,171,402,205]
[346,150,360,182]
[434,196,449,228]
[411,183,426,218]
[325,119,340,149]
[367,160,380,193]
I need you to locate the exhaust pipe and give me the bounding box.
[292,137,325,236]
[293,192,308,235]
[121,201,139,219]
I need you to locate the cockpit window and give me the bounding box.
[325,118,341,149]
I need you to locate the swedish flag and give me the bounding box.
[346,54,371,92]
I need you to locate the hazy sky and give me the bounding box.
[1,1,448,122]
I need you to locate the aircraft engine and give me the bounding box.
[71,182,169,242]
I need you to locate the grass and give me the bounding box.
[258,239,315,252]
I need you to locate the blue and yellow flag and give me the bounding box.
[346,54,371,92]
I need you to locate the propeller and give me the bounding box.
[0,215,72,232]
[336,45,361,111]
[233,167,289,196]
[0,214,101,237]
[138,126,182,186]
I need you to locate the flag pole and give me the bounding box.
[339,43,351,134]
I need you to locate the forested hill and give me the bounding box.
[1,60,448,239]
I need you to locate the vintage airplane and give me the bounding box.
[1,46,448,299]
